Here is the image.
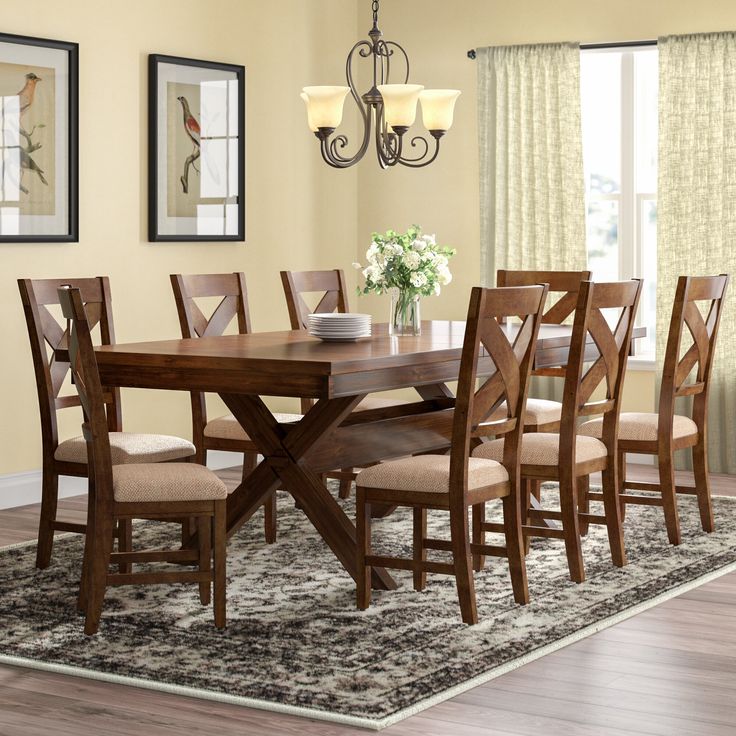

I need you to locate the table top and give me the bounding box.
[95,321,645,399]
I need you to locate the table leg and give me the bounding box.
[221,393,397,591]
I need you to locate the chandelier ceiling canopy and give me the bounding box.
[301,0,460,169]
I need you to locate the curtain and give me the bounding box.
[658,32,736,473]
[477,43,587,283]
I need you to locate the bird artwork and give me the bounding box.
[177,95,200,194]
[17,72,42,121]
[3,71,48,196]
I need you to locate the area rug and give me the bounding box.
[0,484,735,730]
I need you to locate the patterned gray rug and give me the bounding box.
[0,483,735,730]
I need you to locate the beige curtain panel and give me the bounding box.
[477,42,587,283]
[658,32,736,473]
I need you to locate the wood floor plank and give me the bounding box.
[0,464,733,735]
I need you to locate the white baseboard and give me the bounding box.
[0,451,244,512]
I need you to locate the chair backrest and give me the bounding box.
[57,286,114,503]
[659,274,729,430]
[18,277,121,457]
[559,279,643,460]
[281,269,349,330]
[497,270,591,377]
[170,273,252,433]
[449,284,549,504]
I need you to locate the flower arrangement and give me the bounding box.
[353,225,455,336]
[354,225,455,298]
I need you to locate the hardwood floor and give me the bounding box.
[0,464,734,735]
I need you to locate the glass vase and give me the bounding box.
[389,288,421,336]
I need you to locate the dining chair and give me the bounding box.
[281,268,409,498]
[473,279,642,583]
[170,272,302,543]
[579,274,729,545]
[493,269,592,432]
[18,277,196,569]
[58,286,227,635]
[355,284,549,624]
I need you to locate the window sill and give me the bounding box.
[628,356,656,372]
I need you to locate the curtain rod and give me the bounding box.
[467,40,657,59]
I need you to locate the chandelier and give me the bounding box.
[300,0,460,169]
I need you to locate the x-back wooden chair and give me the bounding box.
[170,273,302,543]
[59,286,227,636]
[281,268,408,498]
[474,280,643,583]
[18,277,195,569]
[494,269,592,432]
[580,274,729,545]
[356,284,549,624]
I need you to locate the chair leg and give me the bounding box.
[35,464,58,569]
[413,507,427,591]
[198,515,212,606]
[77,476,96,613]
[523,478,533,555]
[658,446,681,545]
[213,501,227,629]
[472,502,486,571]
[338,469,354,499]
[559,472,585,583]
[84,513,114,636]
[502,493,529,605]
[117,519,133,574]
[355,488,372,610]
[692,438,714,533]
[578,475,590,536]
[450,505,477,625]
[600,465,626,568]
[618,451,627,521]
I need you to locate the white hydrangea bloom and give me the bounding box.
[403,251,421,270]
[410,272,428,288]
[352,262,362,270]
[422,233,436,246]
[411,238,427,252]
[434,282,441,296]
[438,267,452,285]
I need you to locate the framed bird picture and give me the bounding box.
[0,32,78,243]
[148,54,245,242]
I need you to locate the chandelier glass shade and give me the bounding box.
[301,0,460,169]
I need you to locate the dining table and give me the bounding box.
[94,320,645,591]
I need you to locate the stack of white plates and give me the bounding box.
[307,313,372,342]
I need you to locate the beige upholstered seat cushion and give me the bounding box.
[473,433,607,467]
[357,455,508,493]
[489,398,562,426]
[55,432,195,465]
[113,463,228,503]
[578,412,698,443]
[355,396,409,412]
[204,412,302,441]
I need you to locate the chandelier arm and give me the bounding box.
[382,41,410,83]
[397,135,441,168]
[373,104,401,168]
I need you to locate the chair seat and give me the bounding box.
[113,463,228,503]
[490,398,562,427]
[578,412,698,443]
[204,412,302,441]
[355,396,409,412]
[473,433,607,467]
[55,432,195,465]
[357,455,509,495]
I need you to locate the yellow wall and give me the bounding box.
[0,0,359,475]
[354,0,736,410]
[4,0,735,476]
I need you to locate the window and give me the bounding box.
[581,46,658,360]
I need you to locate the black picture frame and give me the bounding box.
[0,33,79,243]
[148,54,245,242]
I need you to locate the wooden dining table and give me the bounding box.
[95,320,645,591]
